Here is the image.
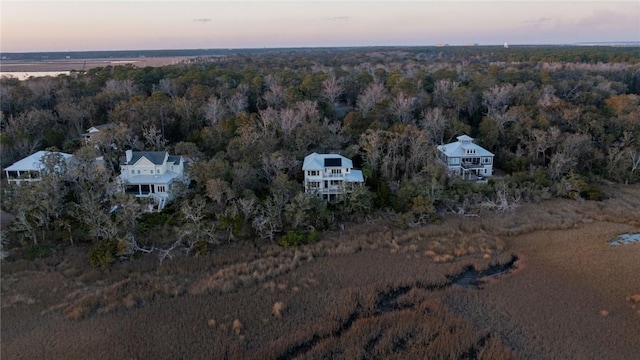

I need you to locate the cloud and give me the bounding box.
[327,16,351,22]
[524,17,554,24]
[193,18,212,22]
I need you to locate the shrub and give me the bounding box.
[580,183,605,201]
[278,230,319,247]
[25,244,53,260]
[88,240,118,268]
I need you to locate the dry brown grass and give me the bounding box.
[51,274,186,320]
[2,184,639,360]
[272,301,285,317]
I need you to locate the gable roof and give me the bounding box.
[437,135,494,157]
[121,151,168,166]
[83,123,116,136]
[303,152,353,170]
[4,151,73,172]
[167,155,182,165]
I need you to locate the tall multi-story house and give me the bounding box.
[118,150,187,211]
[302,152,364,200]
[436,135,494,181]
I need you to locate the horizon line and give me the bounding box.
[3,41,640,54]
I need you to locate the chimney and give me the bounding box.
[125,149,133,163]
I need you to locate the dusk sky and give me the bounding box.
[1,1,639,52]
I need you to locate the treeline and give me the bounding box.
[1,46,639,263]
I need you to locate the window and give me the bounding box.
[331,169,342,175]
[330,180,341,186]
[137,170,141,174]
[131,170,134,174]
[156,169,160,174]
[308,170,319,176]
[308,182,320,188]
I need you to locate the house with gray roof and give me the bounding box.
[118,150,187,211]
[302,152,364,201]
[436,135,494,181]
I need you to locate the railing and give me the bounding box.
[461,162,485,169]
[323,173,344,178]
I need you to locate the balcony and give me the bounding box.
[461,162,486,170]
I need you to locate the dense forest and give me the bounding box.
[1,46,639,264]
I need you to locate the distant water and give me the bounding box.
[609,233,640,246]
[1,71,71,80]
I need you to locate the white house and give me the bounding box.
[4,151,73,184]
[118,150,187,211]
[82,123,115,145]
[302,152,364,200]
[437,135,494,181]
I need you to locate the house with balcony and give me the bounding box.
[302,153,364,201]
[4,151,73,185]
[437,135,494,181]
[118,150,187,211]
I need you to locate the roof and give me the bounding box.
[167,155,182,165]
[345,169,364,183]
[4,151,73,172]
[303,152,353,170]
[121,151,168,166]
[83,123,115,136]
[87,123,115,131]
[437,135,494,157]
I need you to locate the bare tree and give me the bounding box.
[103,79,139,98]
[359,130,386,172]
[1,110,53,159]
[252,194,285,241]
[537,85,560,108]
[433,79,459,109]
[279,107,302,139]
[356,82,388,117]
[142,124,168,151]
[178,196,217,254]
[480,181,521,213]
[226,91,248,116]
[389,92,415,124]
[297,100,320,122]
[528,127,561,164]
[482,84,514,118]
[55,99,94,137]
[25,77,57,108]
[263,75,286,109]
[321,73,343,105]
[154,78,177,97]
[203,96,227,127]
[257,107,278,136]
[205,178,235,210]
[420,107,448,145]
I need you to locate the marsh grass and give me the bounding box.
[3,184,639,359]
